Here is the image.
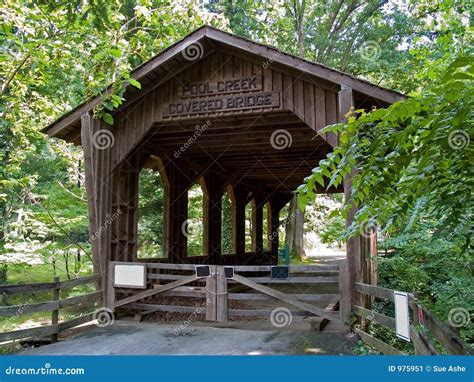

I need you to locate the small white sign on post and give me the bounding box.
[394,291,411,342]
[114,263,146,289]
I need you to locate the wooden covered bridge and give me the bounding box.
[42,26,407,328]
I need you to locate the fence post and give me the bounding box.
[51,276,60,343]
[206,265,217,321]
[338,260,351,325]
[106,262,115,311]
[216,266,228,322]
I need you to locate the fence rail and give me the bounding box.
[113,261,341,326]
[353,282,472,355]
[138,251,276,265]
[0,274,101,343]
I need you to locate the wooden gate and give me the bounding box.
[107,261,345,326]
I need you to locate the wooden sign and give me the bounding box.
[271,266,289,279]
[394,291,411,342]
[163,75,280,118]
[178,76,263,97]
[163,92,280,117]
[195,265,211,277]
[113,263,146,289]
[224,266,234,279]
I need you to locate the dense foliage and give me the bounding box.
[298,0,473,342]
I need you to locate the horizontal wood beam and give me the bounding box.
[232,273,340,322]
[114,274,200,308]
[354,328,406,355]
[352,305,396,329]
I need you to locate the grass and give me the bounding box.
[1,260,96,334]
[5,260,93,285]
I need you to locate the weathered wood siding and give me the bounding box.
[111,51,339,171]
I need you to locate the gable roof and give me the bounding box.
[43,25,406,139]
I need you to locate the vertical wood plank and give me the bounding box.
[282,75,293,111]
[233,56,242,78]
[216,266,228,322]
[338,260,350,325]
[205,265,217,321]
[325,90,338,146]
[293,79,304,120]
[51,276,60,343]
[314,87,326,133]
[106,261,116,311]
[304,82,315,130]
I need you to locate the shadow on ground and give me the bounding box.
[20,320,357,355]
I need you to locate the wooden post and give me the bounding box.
[268,196,288,264]
[252,198,263,255]
[106,262,116,311]
[203,174,223,264]
[368,229,378,310]
[216,266,228,321]
[81,113,100,278]
[339,85,371,322]
[338,260,351,325]
[205,265,217,321]
[233,187,246,260]
[269,206,279,263]
[51,276,60,343]
[167,159,190,263]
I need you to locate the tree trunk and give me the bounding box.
[285,198,296,254]
[285,196,306,260]
[296,0,306,57]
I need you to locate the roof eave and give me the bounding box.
[43,25,406,139]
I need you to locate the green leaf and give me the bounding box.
[108,48,121,58]
[102,113,114,125]
[129,78,141,89]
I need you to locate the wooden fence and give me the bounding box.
[108,262,341,329]
[110,261,343,328]
[353,282,472,355]
[0,274,101,343]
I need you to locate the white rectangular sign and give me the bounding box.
[114,263,146,289]
[394,291,411,342]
